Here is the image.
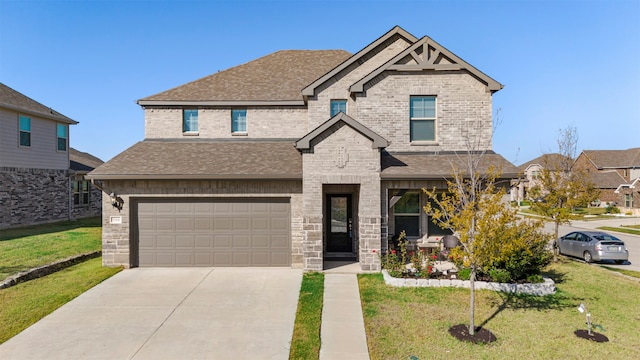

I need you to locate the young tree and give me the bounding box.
[423,110,550,338]
[528,126,599,261]
[424,165,550,337]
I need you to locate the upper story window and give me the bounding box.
[330,99,347,117]
[19,115,31,147]
[57,123,67,151]
[531,170,540,179]
[232,109,247,134]
[394,192,420,237]
[183,109,198,133]
[410,96,436,142]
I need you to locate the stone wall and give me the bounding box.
[0,167,70,229]
[99,179,303,268]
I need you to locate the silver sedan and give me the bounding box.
[556,231,629,264]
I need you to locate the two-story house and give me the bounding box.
[573,148,640,214]
[0,83,102,229]
[88,26,517,271]
[512,153,571,203]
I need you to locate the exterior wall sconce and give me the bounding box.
[109,192,124,211]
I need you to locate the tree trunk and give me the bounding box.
[469,267,476,336]
[553,221,559,262]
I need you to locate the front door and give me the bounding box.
[326,194,353,253]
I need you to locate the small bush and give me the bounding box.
[457,268,471,280]
[527,274,544,283]
[606,205,621,214]
[489,268,511,283]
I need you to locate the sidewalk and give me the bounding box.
[319,271,370,360]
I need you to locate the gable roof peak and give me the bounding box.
[349,34,503,93]
[301,26,418,97]
[296,112,388,150]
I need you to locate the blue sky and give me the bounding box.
[1,0,638,165]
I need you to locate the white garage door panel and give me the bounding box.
[137,199,291,267]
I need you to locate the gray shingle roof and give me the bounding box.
[138,50,352,104]
[0,82,77,124]
[518,153,571,171]
[582,148,640,169]
[381,152,519,179]
[70,148,104,172]
[87,140,303,180]
[587,170,627,189]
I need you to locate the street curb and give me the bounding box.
[0,251,101,290]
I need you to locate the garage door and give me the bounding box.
[135,198,291,267]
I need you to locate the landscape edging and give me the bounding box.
[381,270,556,296]
[0,251,101,290]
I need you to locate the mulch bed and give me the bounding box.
[448,324,497,344]
[574,329,609,342]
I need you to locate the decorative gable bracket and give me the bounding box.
[349,36,503,93]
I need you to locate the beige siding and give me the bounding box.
[144,107,308,139]
[0,108,69,169]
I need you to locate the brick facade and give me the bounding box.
[0,167,102,230]
[95,27,506,270]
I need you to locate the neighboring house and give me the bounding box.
[70,148,104,219]
[0,83,102,229]
[512,153,570,203]
[573,148,640,214]
[88,26,517,271]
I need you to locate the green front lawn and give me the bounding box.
[0,257,121,344]
[289,272,324,359]
[359,259,640,359]
[0,217,102,281]
[597,226,640,236]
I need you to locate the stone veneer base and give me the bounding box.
[382,270,556,296]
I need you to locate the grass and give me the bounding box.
[597,226,640,236]
[0,257,122,344]
[0,217,102,281]
[601,266,640,279]
[359,259,640,360]
[289,272,324,360]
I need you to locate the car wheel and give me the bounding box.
[583,251,592,263]
[614,260,625,265]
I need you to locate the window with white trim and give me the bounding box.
[410,96,436,141]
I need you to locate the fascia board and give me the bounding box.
[0,102,78,124]
[301,26,418,97]
[137,100,306,107]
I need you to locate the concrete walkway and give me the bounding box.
[320,272,370,360]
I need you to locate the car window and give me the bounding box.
[593,234,619,241]
[563,233,577,240]
[577,233,589,242]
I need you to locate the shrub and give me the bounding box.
[488,268,511,283]
[606,205,620,214]
[457,268,471,280]
[527,274,544,284]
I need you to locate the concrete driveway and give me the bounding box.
[0,267,302,360]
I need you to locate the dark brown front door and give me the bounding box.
[326,194,353,253]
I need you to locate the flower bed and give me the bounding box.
[382,270,556,296]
